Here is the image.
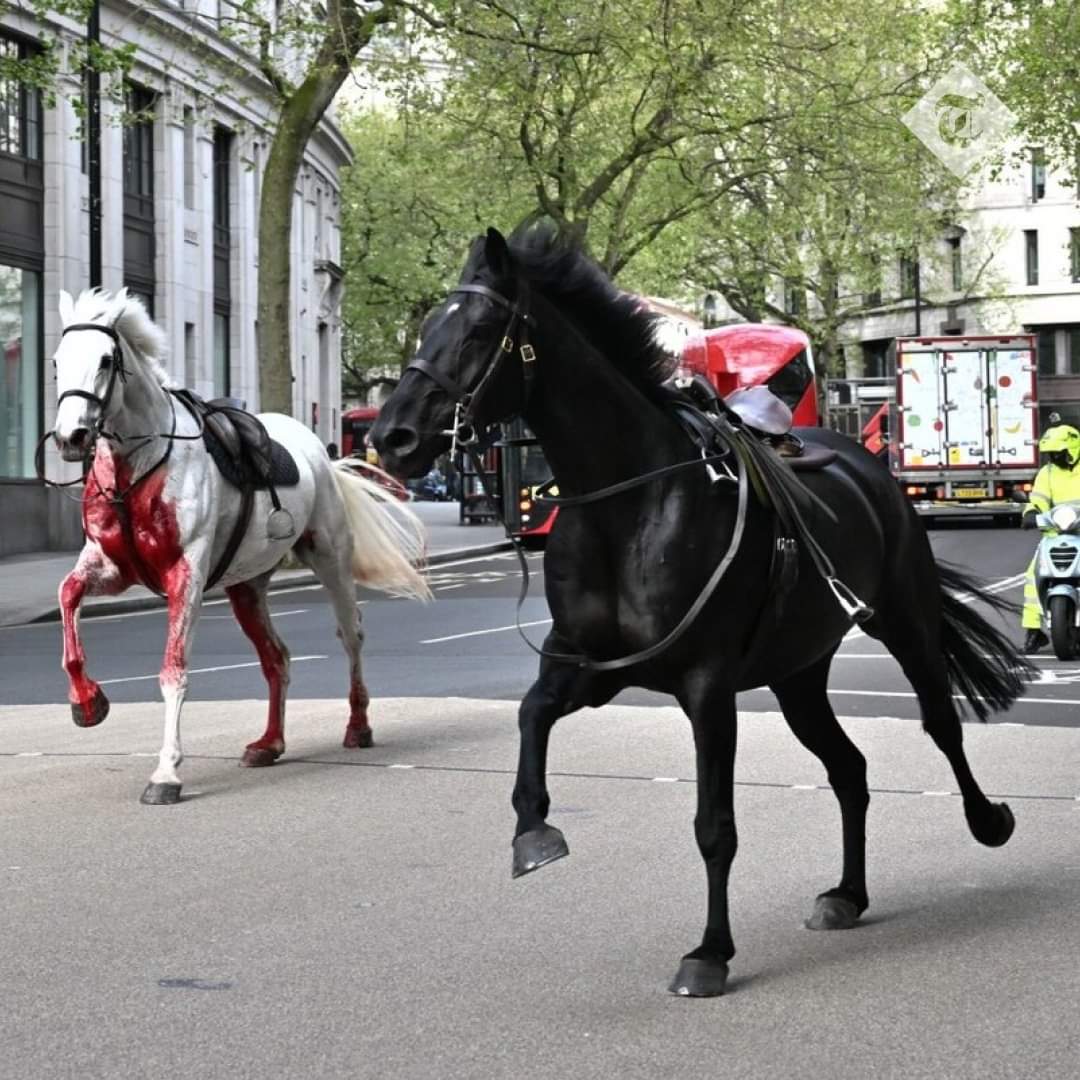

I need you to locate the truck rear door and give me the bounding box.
[985,339,1038,469]
[897,342,945,469]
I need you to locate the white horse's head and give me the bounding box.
[52,289,170,460]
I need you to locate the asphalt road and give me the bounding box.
[1,521,1076,727]
[3,520,1079,1080]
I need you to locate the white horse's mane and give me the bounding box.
[62,288,174,388]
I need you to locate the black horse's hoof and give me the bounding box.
[967,800,1015,847]
[511,825,569,878]
[668,957,729,997]
[140,782,182,805]
[805,893,861,930]
[71,687,109,728]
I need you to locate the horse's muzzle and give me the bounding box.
[55,428,91,461]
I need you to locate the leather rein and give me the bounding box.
[405,281,759,673]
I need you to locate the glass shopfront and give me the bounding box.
[0,264,40,478]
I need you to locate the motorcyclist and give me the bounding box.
[1020,422,1080,653]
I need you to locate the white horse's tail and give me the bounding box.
[331,461,431,601]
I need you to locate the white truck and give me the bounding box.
[893,334,1038,520]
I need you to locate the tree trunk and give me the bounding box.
[257,1,392,415]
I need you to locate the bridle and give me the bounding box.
[406,281,537,454]
[36,321,203,498]
[54,322,130,443]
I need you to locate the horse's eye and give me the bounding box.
[100,352,112,369]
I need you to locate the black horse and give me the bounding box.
[372,226,1029,996]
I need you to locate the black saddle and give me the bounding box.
[174,391,300,489]
[171,390,301,589]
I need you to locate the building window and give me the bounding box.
[1070,328,1080,375]
[183,108,195,210]
[1036,329,1056,375]
[0,265,40,479]
[948,236,962,291]
[213,312,229,397]
[184,322,196,387]
[1025,229,1039,286]
[899,252,918,300]
[783,279,802,316]
[123,86,156,314]
[213,128,232,399]
[1071,228,1080,283]
[0,36,41,160]
[1031,147,1047,202]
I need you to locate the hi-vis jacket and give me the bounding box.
[1024,462,1080,524]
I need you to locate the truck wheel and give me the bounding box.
[1049,595,1078,660]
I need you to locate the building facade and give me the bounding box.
[838,148,1080,430]
[0,3,352,556]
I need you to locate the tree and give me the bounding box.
[338,104,526,396]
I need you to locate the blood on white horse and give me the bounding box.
[50,288,430,803]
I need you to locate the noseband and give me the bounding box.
[56,322,130,441]
[407,282,536,452]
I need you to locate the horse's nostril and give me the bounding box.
[383,427,419,454]
[68,427,90,449]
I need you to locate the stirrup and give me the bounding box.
[267,507,296,540]
[827,577,874,624]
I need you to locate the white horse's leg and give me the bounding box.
[59,543,127,728]
[142,551,207,805]
[226,572,291,767]
[298,539,372,748]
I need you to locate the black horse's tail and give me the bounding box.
[936,563,1034,722]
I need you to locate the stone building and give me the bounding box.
[0,3,351,555]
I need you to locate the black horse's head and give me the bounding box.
[372,228,531,478]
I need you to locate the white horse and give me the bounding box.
[50,288,430,804]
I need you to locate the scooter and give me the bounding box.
[1033,501,1080,660]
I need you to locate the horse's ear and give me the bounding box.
[110,287,129,327]
[58,290,75,327]
[484,227,513,277]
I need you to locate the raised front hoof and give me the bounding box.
[969,801,1015,848]
[511,825,569,878]
[668,956,729,998]
[342,727,374,749]
[71,688,110,728]
[240,746,283,768]
[805,893,862,931]
[140,782,182,805]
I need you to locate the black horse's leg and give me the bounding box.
[771,654,870,930]
[511,639,617,877]
[670,680,738,997]
[870,599,1015,848]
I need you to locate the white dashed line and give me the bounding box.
[99,655,328,685]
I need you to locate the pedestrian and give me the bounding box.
[1020,422,1080,652]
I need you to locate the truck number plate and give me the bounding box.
[954,486,988,498]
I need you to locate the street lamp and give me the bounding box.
[703,293,718,329]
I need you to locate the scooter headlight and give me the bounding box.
[1050,505,1079,532]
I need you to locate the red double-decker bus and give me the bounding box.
[341,405,380,459]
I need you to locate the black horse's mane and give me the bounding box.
[497,226,678,394]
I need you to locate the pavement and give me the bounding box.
[0,501,510,627]
[2,696,1077,1079]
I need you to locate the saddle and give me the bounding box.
[172,390,302,589]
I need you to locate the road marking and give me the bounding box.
[421,618,552,644]
[822,687,1080,707]
[99,655,328,685]
[651,776,680,783]
[203,608,308,621]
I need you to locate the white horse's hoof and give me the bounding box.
[140,782,182,805]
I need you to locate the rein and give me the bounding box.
[409,278,873,674]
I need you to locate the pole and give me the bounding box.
[913,251,922,336]
[87,0,102,289]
